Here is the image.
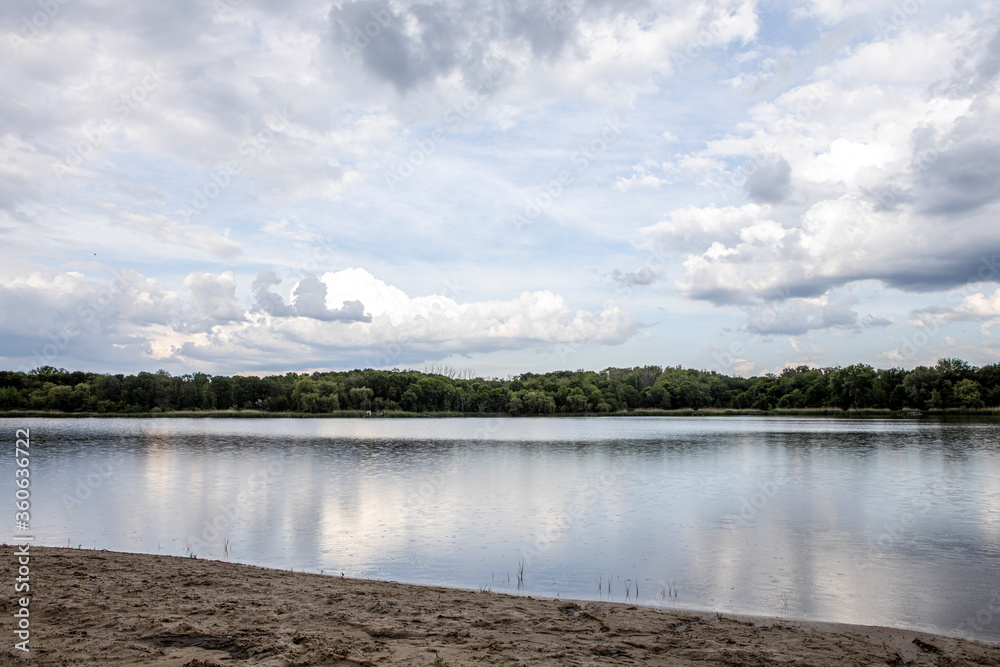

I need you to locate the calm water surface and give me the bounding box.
[4,416,1000,641]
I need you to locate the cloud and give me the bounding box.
[291,274,372,322]
[635,14,1000,334]
[615,160,672,191]
[260,219,323,242]
[179,268,640,369]
[669,195,999,306]
[605,268,660,286]
[330,1,495,93]
[0,269,186,370]
[183,272,245,331]
[324,0,759,108]
[0,0,765,267]
[950,288,1000,319]
[940,26,1000,97]
[745,295,868,335]
[744,156,791,204]
[640,203,773,257]
[251,269,295,317]
[0,267,639,372]
[327,0,579,94]
[915,116,1000,215]
[910,286,1000,327]
[4,0,999,375]
[793,0,896,25]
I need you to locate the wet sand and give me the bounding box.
[4,546,999,665]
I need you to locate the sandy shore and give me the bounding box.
[4,547,999,666]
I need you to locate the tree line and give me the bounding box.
[1,358,997,415]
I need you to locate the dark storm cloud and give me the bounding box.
[874,256,996,292]
[744,157,791,204]
[329,0,446,92]
[974,28,1000,86]
[680,240,999,311]
[685,279,831,308]
[919,139,1000,216]
[327,0,582,93]
[921,29,1000,216]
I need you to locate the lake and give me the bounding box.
[4,416,1000,641]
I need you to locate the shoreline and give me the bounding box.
[5,547,999,665]
[2,408,999,418]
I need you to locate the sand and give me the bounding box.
[3,547,999,666]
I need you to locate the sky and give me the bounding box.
[1,0,999,378]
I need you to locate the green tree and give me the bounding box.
[954,379,985,409]
[521,390,556,414]
[0,387,25,409]
[928,388,944,409]
[292,378,339,413]
[565,392,589,412]
[45,384,75,411]
[902,367,940,409]
[349,386,375,411]
[830,364,877,410]
[675,381,705,409]
[776,388,805,409]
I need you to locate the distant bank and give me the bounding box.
[3,358,998,416]
[2,407,999,418]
